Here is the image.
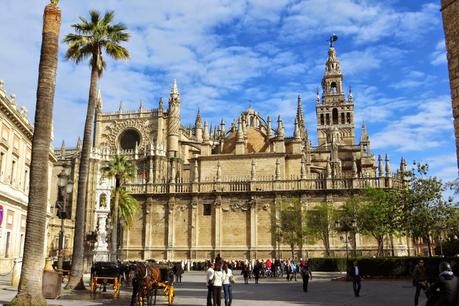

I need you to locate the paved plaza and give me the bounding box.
[0,271,427,306]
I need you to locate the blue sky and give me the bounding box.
[0,0,456,183]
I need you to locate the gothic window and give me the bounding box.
[341,112,345,124]
[250,116,254,127]
[326,114,330,125]
[320,114,324,125]
[347,113,351,124]
[119,129,141,150]
[203,204,211,216]
[331,82,337,95]
[332,108,339,125]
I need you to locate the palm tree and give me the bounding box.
[117,187,140,227]
[12,1,61,305]
[63,10,129,289]
[101,155,136,260]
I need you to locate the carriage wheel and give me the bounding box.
[167,286,174,305]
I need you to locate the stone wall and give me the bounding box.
[119,192,410,261]
[442,0,459,167]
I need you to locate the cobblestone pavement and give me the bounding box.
[0,271,427,306]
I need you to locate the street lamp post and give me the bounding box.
[335,219,357,264]
[57,168,73,273]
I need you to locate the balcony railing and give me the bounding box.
[124,176,402,195]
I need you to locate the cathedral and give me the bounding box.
[54,41,410,262]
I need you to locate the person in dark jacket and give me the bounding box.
[426,262,459,306]
[349,260,362,297]
[413,259,428,306]
[253,260,261,284]
[300,260,312,292]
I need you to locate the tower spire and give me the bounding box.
[296,94,307,140]
[96,88,103,112]
[276,115,284,139]
[195,109,202,129]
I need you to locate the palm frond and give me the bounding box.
[64,10,129,76]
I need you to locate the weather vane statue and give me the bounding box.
[329,33,338,48]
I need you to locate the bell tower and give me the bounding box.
[316,35,355,146]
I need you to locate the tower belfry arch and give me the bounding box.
[316,35,355,146]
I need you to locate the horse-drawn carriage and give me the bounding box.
[90,261,122,297]
[133,262,175,305]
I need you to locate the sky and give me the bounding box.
[0,0,456,184]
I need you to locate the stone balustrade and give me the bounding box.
[125,176,402,195]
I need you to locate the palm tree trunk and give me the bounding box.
[111,185,120,260]
[13,3,60,305]
[67,62,99,289]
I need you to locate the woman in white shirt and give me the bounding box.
[212,262,225,306]
[222,262,233,306]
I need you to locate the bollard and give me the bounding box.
[10,258,22,287]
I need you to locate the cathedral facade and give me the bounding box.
[57,43,410,261]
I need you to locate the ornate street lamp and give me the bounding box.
[335,219,357,264]
[56,168,73,273]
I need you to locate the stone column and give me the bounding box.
[273,195,281,259]
[249,196,257,259]
[190,197,198,261]
[167,197,175,260]
[214,195,222,257]
[143,197,152,259]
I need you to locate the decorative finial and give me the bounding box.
[96,89,103,111]
[158,97,164,111]
[329,33,338,48]
[139,100,144,112]
[0,80,4,90]
[118,101,124,113]
[76,137,82,150]
[60,140,65,159]
[171,79,179,96]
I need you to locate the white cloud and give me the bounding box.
[371,96,453,152]
[431,39,447,66]
[281,1,439,44]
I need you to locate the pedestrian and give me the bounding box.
[242,263,249,284]
[176,263,184,283]
[412,259,428,306]
[290,261,297,281]
[286,260,291,281]
[212,262,225,306]
[349,260,362,297]
[222,262,233,306]
[206,262,215,306]
[300,260,312,292]
[253,260,261,284]
[425,261,459,306]
[130,274,139,306]
[450,259,459,277]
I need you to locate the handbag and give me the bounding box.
[229,275,236,284]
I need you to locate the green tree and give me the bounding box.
[305,203,336,256]
[358,188,403,256]
[12,2,61,305]
[272,200,305,259]
[336,196,361,256]
[101,155,136,260]
[396,163,446,257]
[64,10,129,289]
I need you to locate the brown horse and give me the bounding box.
[132,262,161,306]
